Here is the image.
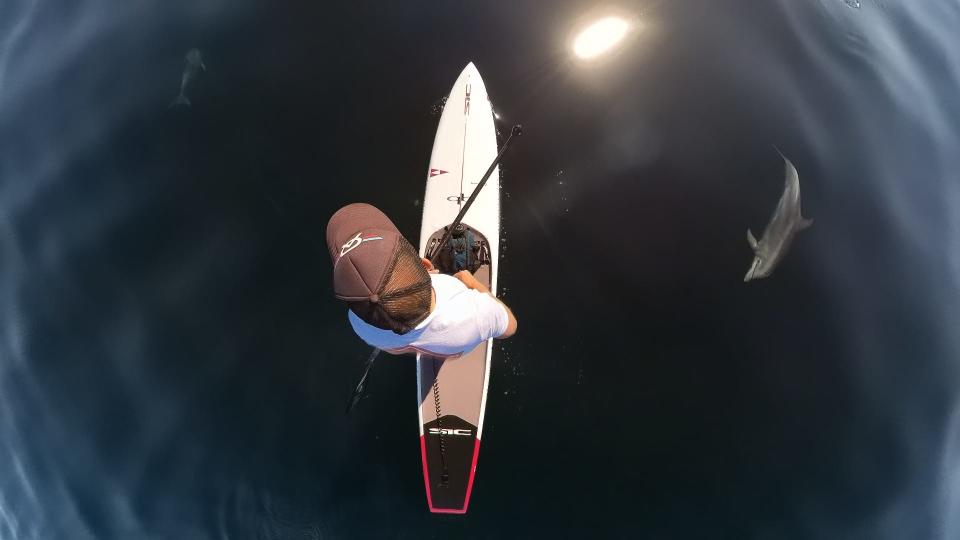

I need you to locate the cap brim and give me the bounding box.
[326,203,401,262]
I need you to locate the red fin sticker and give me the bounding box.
[429,169,448,178]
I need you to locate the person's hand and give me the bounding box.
[453,270,490,293]
[453,270,474,286]
[454,270,489,293]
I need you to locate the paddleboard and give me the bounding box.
[416,62,500,514]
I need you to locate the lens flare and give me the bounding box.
[572,17,631,59]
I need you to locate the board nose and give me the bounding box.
[461,61,479,77]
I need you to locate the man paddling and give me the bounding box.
[327,203,517,358]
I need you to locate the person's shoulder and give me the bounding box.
[430,273,467,296]
[430,273,461,286]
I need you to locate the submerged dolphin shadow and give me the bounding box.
[744,149,813,282]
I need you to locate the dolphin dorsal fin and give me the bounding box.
[797,217,814,231]
[747,229,758,250]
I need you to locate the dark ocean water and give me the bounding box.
[2,0,960,538]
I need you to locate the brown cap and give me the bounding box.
[326,203,432,334]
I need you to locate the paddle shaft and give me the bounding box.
[428,124,522,263]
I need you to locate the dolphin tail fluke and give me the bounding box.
[798,217,814,231]
[168,94,191,108]
[747,229,758,251]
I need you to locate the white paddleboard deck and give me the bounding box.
[416,62,499,514]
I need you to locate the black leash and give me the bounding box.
[432,357,450,486]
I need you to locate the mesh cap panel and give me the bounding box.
[349,239,432,335]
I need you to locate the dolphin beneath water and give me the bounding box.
[169,48,205,108]
[744,151,813,282]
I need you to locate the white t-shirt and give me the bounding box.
[348,273,509,357]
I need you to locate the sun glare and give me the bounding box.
[572,16,631,60]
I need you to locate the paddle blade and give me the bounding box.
[345,348,380,414]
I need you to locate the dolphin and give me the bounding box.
[169,48,206,108]
[744,150,813,282]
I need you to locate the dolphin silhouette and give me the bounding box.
[169,48,206,108]
[744,150,813,282]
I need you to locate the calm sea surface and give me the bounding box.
[2,1,960,538]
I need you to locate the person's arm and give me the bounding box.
[453,270,518,339]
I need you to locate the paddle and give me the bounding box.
[345,123,522,414]
[345,347,381,413]
[427,124,523,263]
